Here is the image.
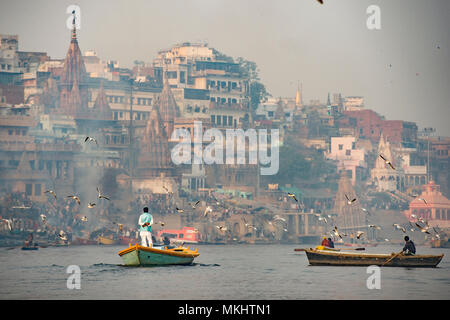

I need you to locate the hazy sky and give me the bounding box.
[1,0,449,136]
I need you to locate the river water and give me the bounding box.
[0,244,449,300]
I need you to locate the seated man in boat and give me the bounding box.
[321,236,330,247]
[138,207,153,247]
[163,236,170,246]
[402,236,416,255]
[327,237,335,248]
[24,232,33,247]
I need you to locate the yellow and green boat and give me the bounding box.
[118,244,199,266]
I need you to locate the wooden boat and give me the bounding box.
[118,244,199,266]
[97,236,118,245]
[21,246,38,250]
[304,248,444,267]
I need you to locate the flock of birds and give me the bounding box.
[4,136,443,244]
[281,153,443,243]
[41,185,111,240]
[37,136,112,241]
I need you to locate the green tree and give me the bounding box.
[236,57,271,110]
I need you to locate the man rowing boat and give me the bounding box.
[402,236,416,255]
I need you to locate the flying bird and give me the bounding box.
[157,221,165,227]
[345,194,357,205]
[67,195,81,205]
[203,206,213,217]
[40,214,47,222]
[317,0,323,4]
[88,202,96,208]
[190,200,200,209]
[216,225,227,232]
[287,193,298,202]
[0,219,12,231]
[361,208,371,215]
[176,207,184,214]
[379,154,395,170]
[356,231,365,239]
[415,222,431,234]
[162,186,173,197]
[81,216,88,222]
[393,224,406,233]
[273,215,286,223]
[417,198,427,205]
[58,230,67,241]
[333,226,347,239]
[368,224,382,230]
[318,216,328,224]
[97,187,110,200]
[85,136,98,146]
[44,190,57,199]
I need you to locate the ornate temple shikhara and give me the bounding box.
[333,169,368,236]
[371,134,400,192]
[58,15,89,117]
[132,77,180,194]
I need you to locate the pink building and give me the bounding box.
[405,180,450,228]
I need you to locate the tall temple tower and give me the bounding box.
[59,11,89,116]
[332,169,367,235]
[371,134,400,192]
[157,77,180,138]
[295,82,302,107]
[137,103,174,177]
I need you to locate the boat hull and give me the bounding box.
[118,244,199,266]
[97,236,118,245]
[305,249,443,267]
[21,246,38,251]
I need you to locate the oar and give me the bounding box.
[294,247,365,252]
[382,251,403,266]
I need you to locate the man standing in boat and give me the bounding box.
[138,207,153,247]
[402,236,416,255]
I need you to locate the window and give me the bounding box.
[26,184,32,196]
[211,115,215,124]
[338,144,343,150]
[223,115,227,126]
[228,116,232,125]
[35,184,41,196]
[352,142,356,149]
[345,150,351,156]
[436,209,440,219]
[180,71,185,83]
[268,111,274,118]
[217,116,221,125]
